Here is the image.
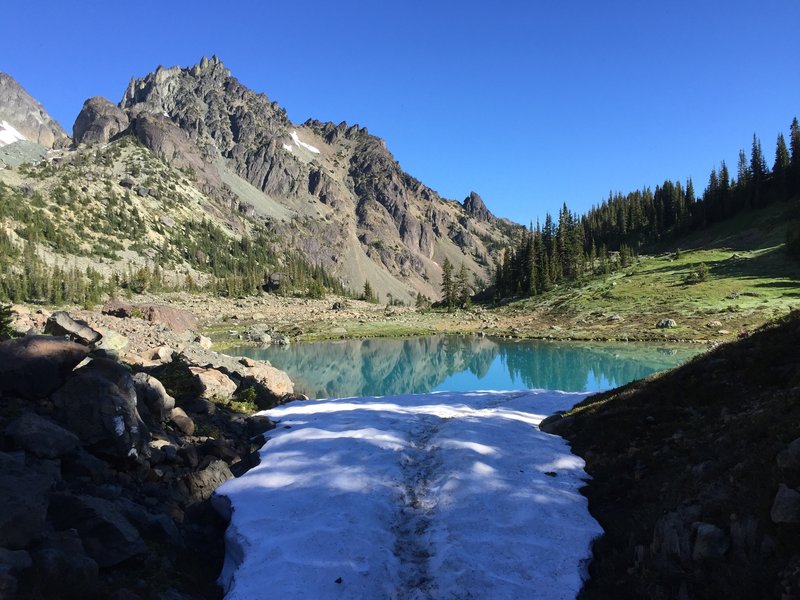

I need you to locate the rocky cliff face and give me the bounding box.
[0,73,69,148]
[111,57,516,300]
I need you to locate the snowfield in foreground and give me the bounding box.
[215,390,602,599]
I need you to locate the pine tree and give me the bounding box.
[0,303,13,340]
[441,258,455,309]
[362,280,376,303]
[790,117,800,195]
[456,263,471,308]
[774,133,791,199]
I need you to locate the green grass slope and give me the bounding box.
[498,202,800,342]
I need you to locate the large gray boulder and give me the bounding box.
[52,359,149,461]
[0,335,89,400]
[5,412,79,459]
[48,493,146,567]
[133,372,175,422]
[44,311,102,345]
[72,96,130,146]
[0,452,54,549]
[186,459,233,503]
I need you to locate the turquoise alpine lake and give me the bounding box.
[228,336,702,399]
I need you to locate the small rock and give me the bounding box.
[771,484,800,523]
[194,334,213,350]
[691,522,729,560]
[656,318,677,329]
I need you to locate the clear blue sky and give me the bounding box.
[4,1,800,224]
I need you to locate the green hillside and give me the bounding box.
[494,201,800,342]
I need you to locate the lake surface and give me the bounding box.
[228,336,702,399]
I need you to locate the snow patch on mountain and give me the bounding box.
[290,130,320,154]
[0,120,26,147]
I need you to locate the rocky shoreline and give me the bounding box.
[0,304,302,599]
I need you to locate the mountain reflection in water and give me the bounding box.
[228,336,701,399]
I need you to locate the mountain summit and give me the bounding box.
[0,58,516,301]
[111,57,514,299]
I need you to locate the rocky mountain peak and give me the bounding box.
[0,73,69,148]
[463,191,492,222]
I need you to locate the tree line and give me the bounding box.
[493,117,800,300]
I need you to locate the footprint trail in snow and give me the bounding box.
[215,391,602,599]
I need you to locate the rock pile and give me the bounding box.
[0,309,297,598]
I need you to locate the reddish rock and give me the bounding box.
[102,302,198,334]
[190,367,238,400]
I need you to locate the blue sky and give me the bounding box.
[5,1,800,224]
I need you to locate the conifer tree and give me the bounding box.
[441,258,455,309]
[0,303,13,340]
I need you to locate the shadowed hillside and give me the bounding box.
[545,311,800,598]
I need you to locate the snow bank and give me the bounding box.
[290,130,321,154]
[216,390,602,599]
[0,120,26,147]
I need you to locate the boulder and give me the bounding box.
[94,326,129,352]
[777,438,800,477]
[0,452,54,549]
[771,484,800,523]
[170,407,195,436]
[44,311,102,345]
[72,96,130,146]
[0,335,89,399]
[48,493,146,567]
[186,459,233,503]
[114,497,182,546]
[190,366,238,400]
[33,529,99,595]
[133,372,175,421]
[691,522,729,561]
[656,318,677,329]
[52,359,149,461]
[238,357,294,401]
[5,412,79,459]
[247,414,276,437]
[195,334,213,350]
[102,301,199,334]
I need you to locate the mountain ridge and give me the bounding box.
[0,57,517,302]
